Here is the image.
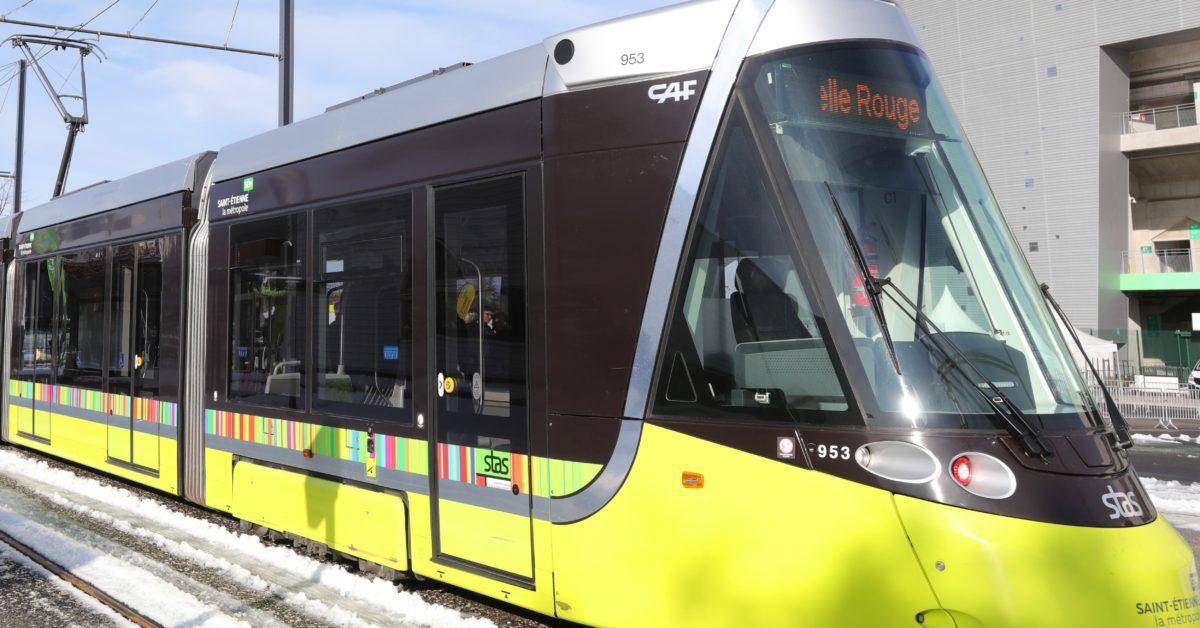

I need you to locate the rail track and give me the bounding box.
[0,527,162,628]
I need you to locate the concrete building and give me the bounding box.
[900,0,1200,373]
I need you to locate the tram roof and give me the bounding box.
[210,0,736,184]
[18,151,216,234]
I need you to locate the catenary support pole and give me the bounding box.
[13,59,24,215]
[279,0,294,126]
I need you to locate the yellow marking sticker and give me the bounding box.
[455,283,477,322]
[366,457,377,478]
[443,377,457,395]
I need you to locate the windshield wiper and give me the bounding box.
[824,182,1052,459]
[823,182,903,378]
[878,283,1055,460]
[1040,284,1133,450]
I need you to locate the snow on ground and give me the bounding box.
[1132,432,1196,444]
[1143,476,1200,530]
[0,502,249,627]
[0,448,493,628]
[0,540,135,627]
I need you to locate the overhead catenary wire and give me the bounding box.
[79,0,121,30]
[53,54,81,95]
[34,0,122,65]
[0,15,278,57]
[126,0,158,34]
[1,1,122,86]
[0,60,23,91]
[1,0,34,19]
[0,66,15,115]
[21,0,123,100]
[223,0,240,48]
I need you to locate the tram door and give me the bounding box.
[18,260,54,442]
[106,242,161,472]
[430,175,534,580]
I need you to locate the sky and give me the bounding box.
[0,0,678,211]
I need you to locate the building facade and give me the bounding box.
[901,0,1200,372]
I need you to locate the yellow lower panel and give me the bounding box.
[232,461,408,569]
[896,495,1199,628]
[438,498,533,578]
[408,493,555,616]
[550,424,942,627]
[107,418,131,463]
[6,405,177,494]
[13,404,32,436]
[33,407,50,440]
[132,426,160,470]
[204,448,234,513]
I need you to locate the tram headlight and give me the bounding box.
[947,452,1016,499]
[951,455,973,487]
[854,441,939,484]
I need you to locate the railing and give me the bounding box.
[1122,248,1194,274]
[1087,360,1200,429]
[1123,103,1198,134]
[1089,380,1200,430]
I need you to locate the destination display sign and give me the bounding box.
[810,73,929,134]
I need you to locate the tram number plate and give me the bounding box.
[811,443,851,461]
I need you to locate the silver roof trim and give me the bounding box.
[542,0,735,96]
[19,151,216,234]
[211,45,548,183]
[747,0,919,57]
[213,1,762,182]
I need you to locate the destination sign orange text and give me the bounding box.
[819,77,922,131]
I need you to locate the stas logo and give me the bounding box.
[483,453,510,477]
[648,80,698,104]
[1101,485,1144,520]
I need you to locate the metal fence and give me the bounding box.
[1123,103,1198,134]
[1122,248,1194,274]
[1088,360,1200,430]
[1089,380,1200,430]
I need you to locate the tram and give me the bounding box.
[1,0,1196,626]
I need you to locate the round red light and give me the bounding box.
[951,456,973,487]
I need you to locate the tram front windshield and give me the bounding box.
[746,44,1099,430]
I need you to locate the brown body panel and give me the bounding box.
[543,71,706,157]
[207,102,542,221]
[542,144,683,419]
[16,192,186,256]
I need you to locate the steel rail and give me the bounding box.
[0,528,164,628]
[0,15,279,58]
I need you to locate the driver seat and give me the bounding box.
[730,258,812,343]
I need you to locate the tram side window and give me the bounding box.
[16,260,54,382]
[652,107,852,423]
[229,215,307,409]
[57,248,107,390]
[312,194,412,422]
[135,239,164,399]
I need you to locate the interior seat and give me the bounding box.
[730,258,812,343]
